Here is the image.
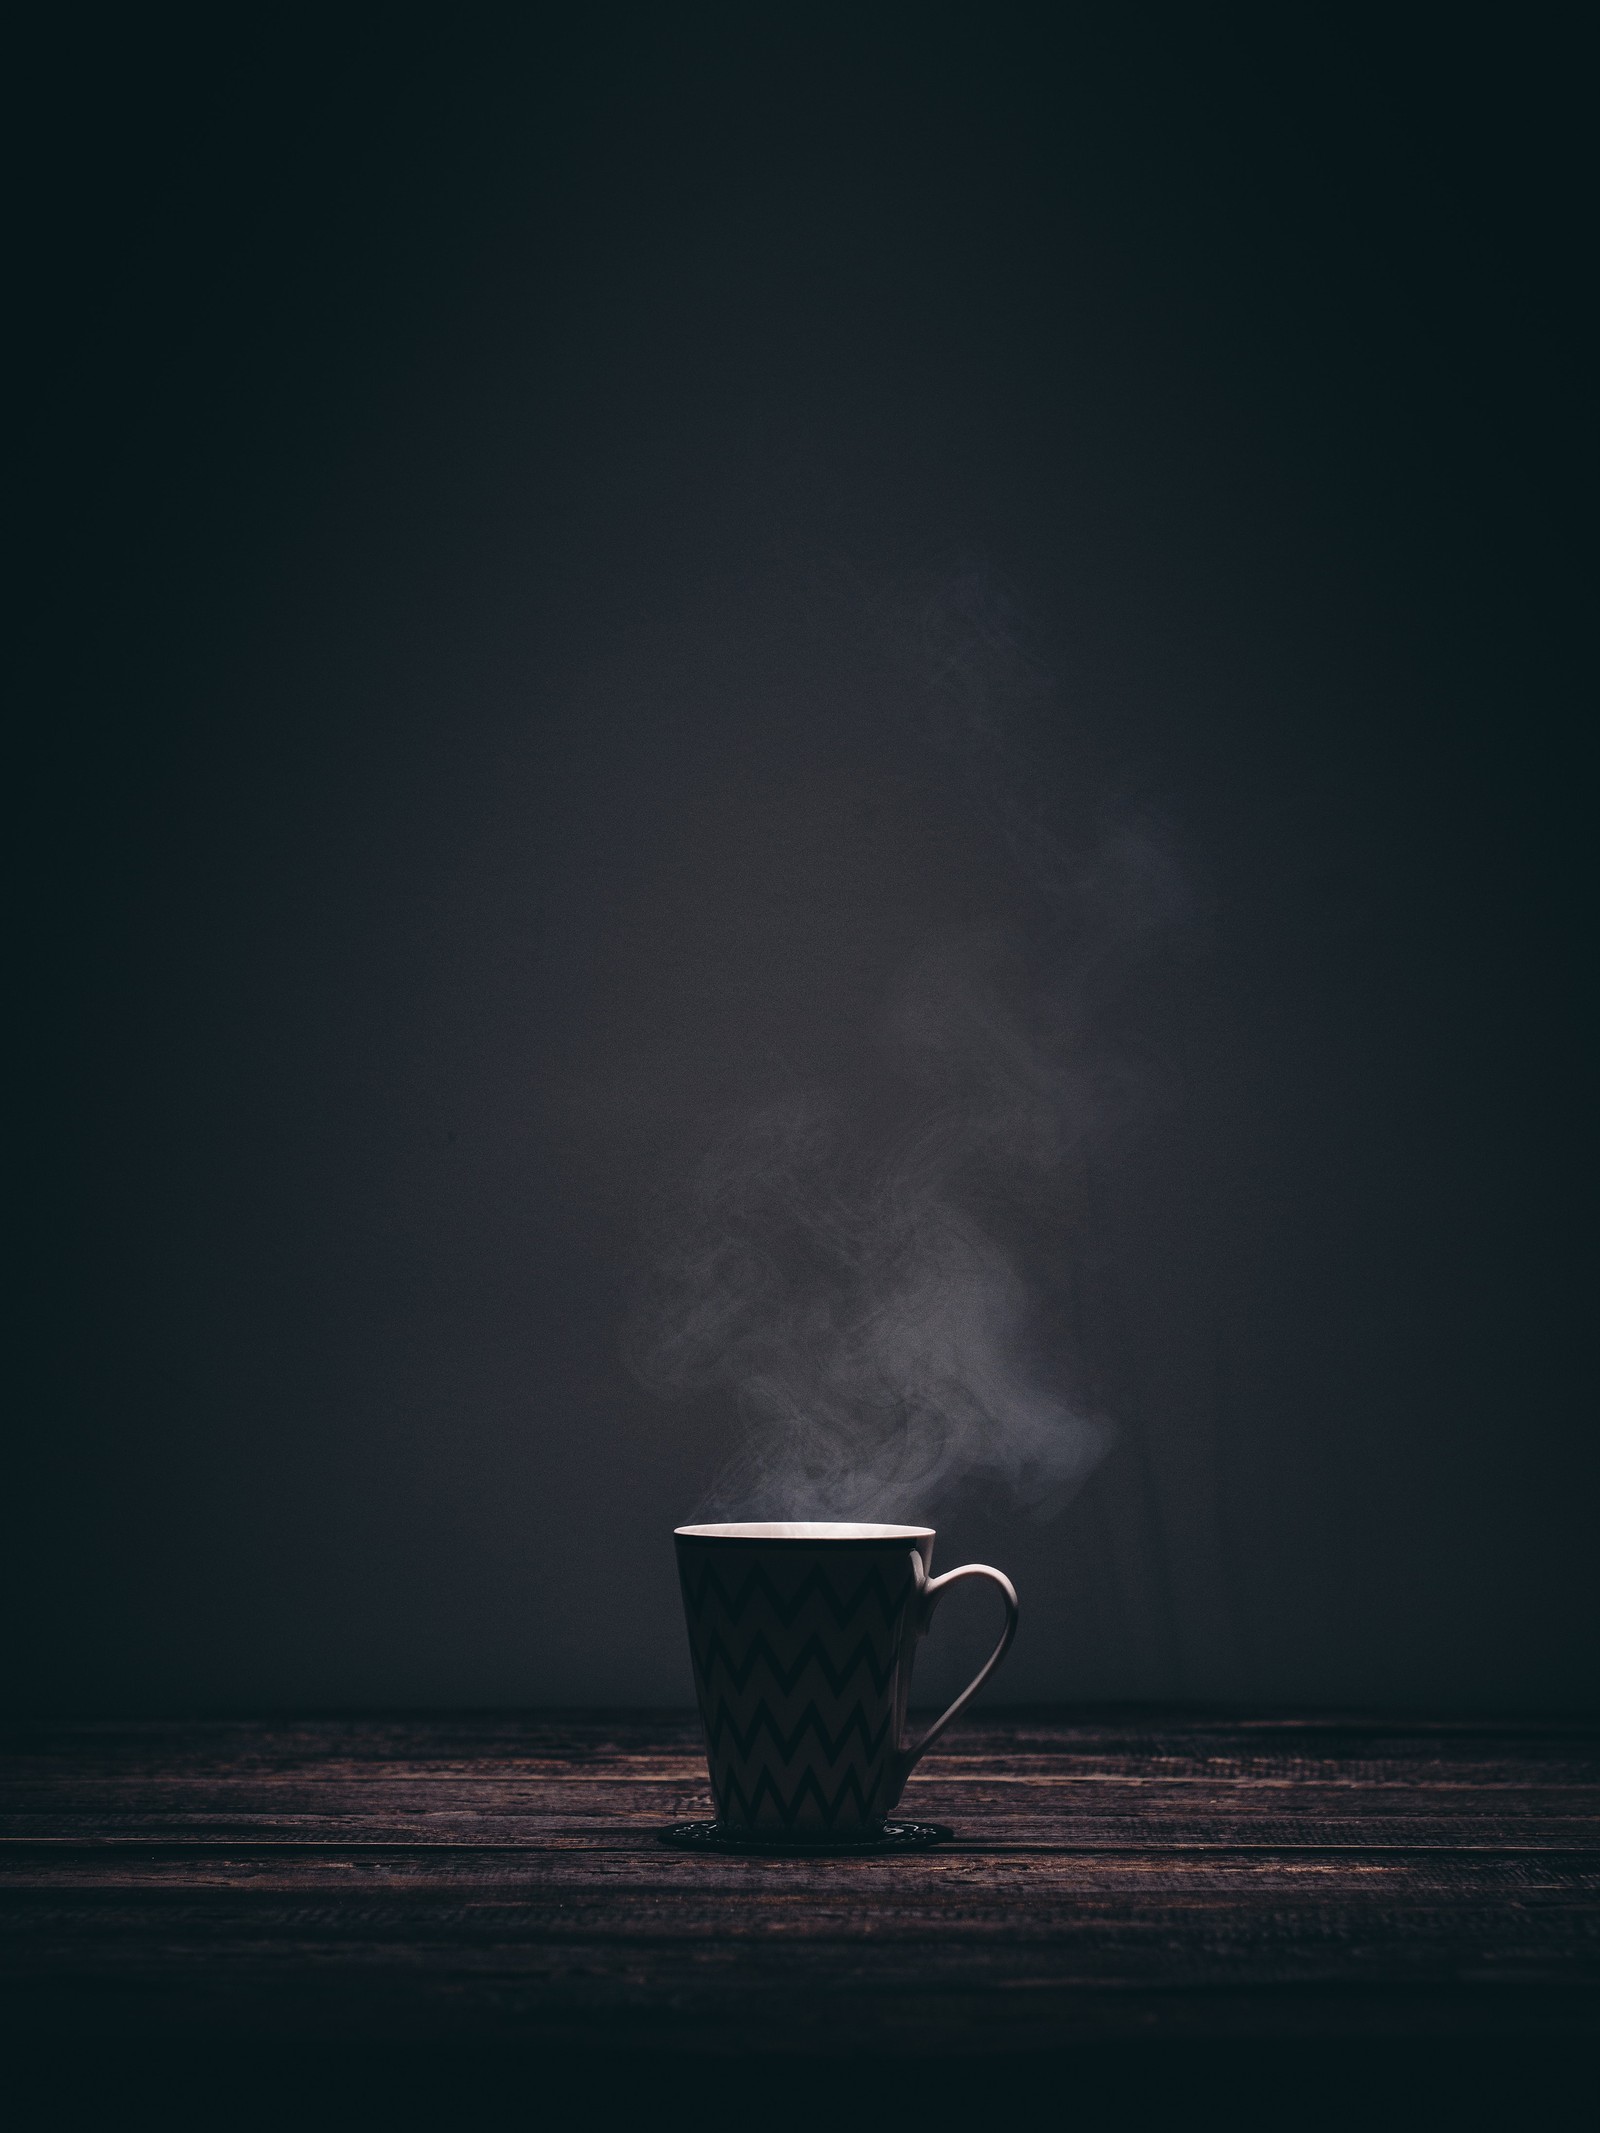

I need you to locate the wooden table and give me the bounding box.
[3,1711,1596,2057]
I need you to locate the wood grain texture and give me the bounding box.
[2,1712,1596,2050]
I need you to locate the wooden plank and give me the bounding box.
[2,1712,1595,2047]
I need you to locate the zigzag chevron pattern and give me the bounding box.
[675,1539,926,1834]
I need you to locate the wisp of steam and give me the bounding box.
[624,568,1195,1522]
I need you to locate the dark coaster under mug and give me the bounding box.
[659,1818,954,1855]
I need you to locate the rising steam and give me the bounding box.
[624,568,1195,1521]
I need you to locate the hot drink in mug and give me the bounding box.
[674,1521,1018,1839]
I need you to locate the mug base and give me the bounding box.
[657,1818,953,1854]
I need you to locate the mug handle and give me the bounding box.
[890,1551,1020,1798]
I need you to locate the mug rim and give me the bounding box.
[675,1521,934,1543]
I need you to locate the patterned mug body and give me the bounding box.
[674,1521,1018,1838]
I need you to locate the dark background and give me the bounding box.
[11,6,1592,1714]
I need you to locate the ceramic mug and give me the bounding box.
[674,1520,1019,1838]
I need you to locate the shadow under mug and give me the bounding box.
[674,1521,1019,1837]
